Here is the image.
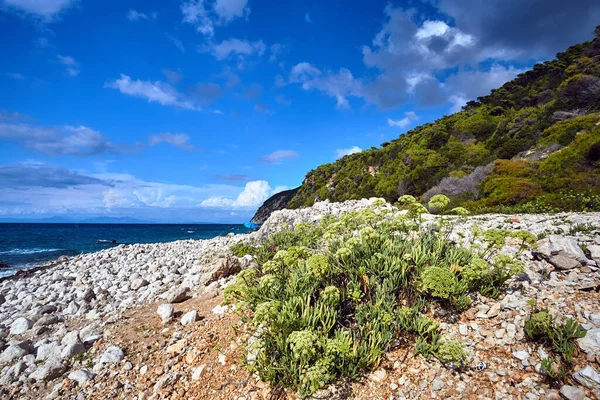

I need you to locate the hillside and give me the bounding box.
[254,26,600,221]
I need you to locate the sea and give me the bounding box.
[0,223,251,278]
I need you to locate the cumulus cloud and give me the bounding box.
[214,0,249,22]
[127,10,157,21]
[0,122,116,156]
[57,55,80,77]
[290,63,362,109]
[387,111,419,129]
[289,1,600,111]
[181,0,250,37]
[335,146,362,159]
[2,0,77,19]
[209,38,266,60]
[148,133,196,151]
[105,74,198,110]
[259,150,298,164]
[200,180,284,209]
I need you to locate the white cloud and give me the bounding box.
[148,133,196,151]
[181,0,250,37]
[269,43,284,62]
[387,111,419,129]
[182,0,214,36]
[105,74,198,110]
[0,122,115,156]
[2,0,76,19]
[290,63,362,110]
[127,10,157,21]
[57,55,80,77]
[200,180,284,209]
[335,146,362,159]
[209,38,266,60]
[259,150,298,164]
[289,62,321,82]
[214,0,249,22]
[0,162,281,221]
[275,74,286,87]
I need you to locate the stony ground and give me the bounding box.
[1,199,600,399]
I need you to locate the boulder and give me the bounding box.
[33,315,59,328]
[533,235,587,270]
[578,328,600,357]
[130,278,149,291]
[35,341,62,361]
[61,342,86,359]
[61,331,81,346]
[30,361,66,381]
[68,369,94,386]
[559,385,586,400]
[203,254,241,285]
[573,365,600,391]
[588,245,600,263]
[165,286,190,304]
[0,344,30,363]
[157,304,174,324]
[10,317,33,335]
[99,346,124,363]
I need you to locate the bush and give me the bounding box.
[224,205,528,395]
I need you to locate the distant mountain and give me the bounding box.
[257,26,600,218]
[0,216,152,224]
[79,217,151,224]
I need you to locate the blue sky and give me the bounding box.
[1,0,599,222]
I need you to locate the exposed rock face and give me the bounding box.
[250,187,299,225]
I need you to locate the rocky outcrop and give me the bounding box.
[250,187,299,225]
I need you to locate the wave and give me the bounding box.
[0,248,64,255]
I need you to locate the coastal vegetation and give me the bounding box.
[226,198,540,395]
[276,27,600,215]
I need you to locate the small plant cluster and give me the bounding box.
[524,301,587,381]
[224,199,531,395]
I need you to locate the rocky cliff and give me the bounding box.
[250,187,299,224]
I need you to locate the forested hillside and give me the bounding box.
[283,27,600,214]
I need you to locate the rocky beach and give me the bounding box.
[1,199,600,399]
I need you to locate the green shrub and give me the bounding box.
[225,208,531,395]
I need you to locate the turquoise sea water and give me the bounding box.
[0,223,250,278]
